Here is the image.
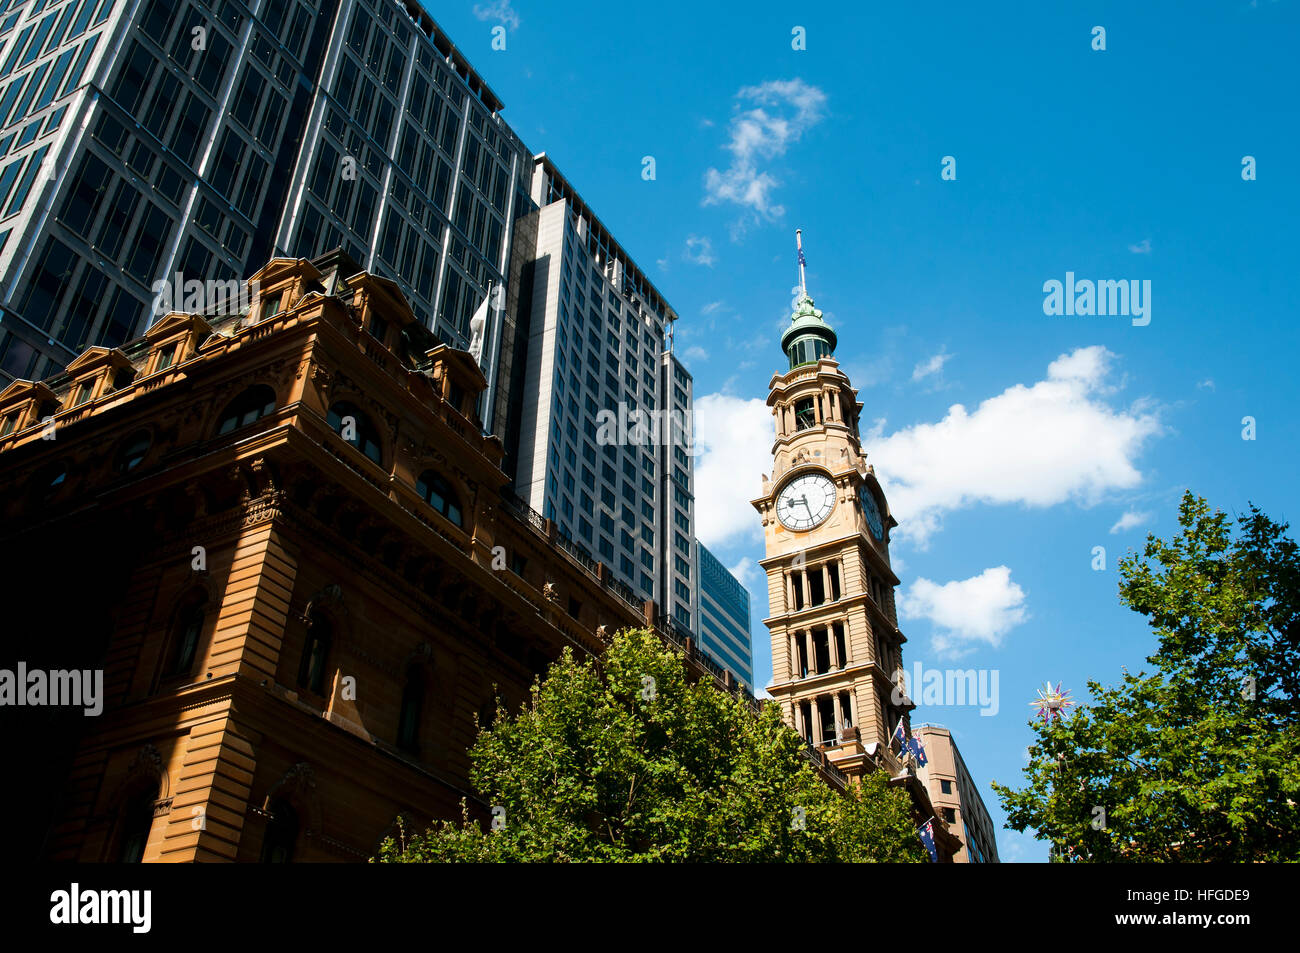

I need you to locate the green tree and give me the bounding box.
[377,627,924,862]
[993,492,1300,861]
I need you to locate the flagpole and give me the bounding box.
[796,229,807,297]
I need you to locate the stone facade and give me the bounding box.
[0,251,745,862]
[752,288,960,860]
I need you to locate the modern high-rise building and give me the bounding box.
[658,347,696,633]
[507,154,691,612]
[0,0,534,437]
[914,724,1000,863]
[696,543,753,690]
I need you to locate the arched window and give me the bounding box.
[327,400,383,466]
[416,470,462,526]
[116,429,152,473]
[117,790,156,862]
[166,592,207,677]
[259,798,298,863]
[297,618,332,695]
[396,667,425,753]
[216,385,276,435]
[794,398,816,431]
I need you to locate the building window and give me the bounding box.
[166,593,206,677]
[259,799,298,863]
[116,430,152,473]
[327,401,384,466]
[154,343,177,372]
[216,385,276,434]
[416,470,462,526]
[260,291,283,321]
[297,619,332,695]
[117,790,156,863]
[794,398,816,431]
[396,667,425,753]
[942,807,956,824]
[940,779,952,795]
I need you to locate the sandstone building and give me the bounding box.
[0,250,745,862]
[752,240,960,859]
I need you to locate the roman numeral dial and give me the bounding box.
[775,472,835,531]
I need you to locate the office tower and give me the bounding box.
[507,153,689,610]
[696,543,753,691]
[914,724,1001,862]
[658,347,696,633]
[0,0,533,435]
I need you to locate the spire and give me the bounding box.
[782,229,836,369]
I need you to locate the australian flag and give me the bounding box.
[907,733,929,767]
[797,247,807,267]
[919,819,938,862]
[890,719,906,751]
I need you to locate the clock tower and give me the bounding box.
[752,231,912,782]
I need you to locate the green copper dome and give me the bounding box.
[781,292,837,369]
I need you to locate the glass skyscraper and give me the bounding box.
[697,542,753,689]
[0,0,532,436]
[509,155,695,614]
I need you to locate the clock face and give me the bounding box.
[776,473,836,531]
[860,485,884,540]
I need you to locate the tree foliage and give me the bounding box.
[993,492,1300,861]
[377,627,924,862]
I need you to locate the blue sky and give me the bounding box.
[431,1,1300,860]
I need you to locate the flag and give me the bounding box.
[908,734,929,767]
[919,819,937,862]
[890,718,906,751]
[797,247,807,267]
[467,286,491,364]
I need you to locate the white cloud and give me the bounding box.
[898,566,1028,657]
[1109,509,1152,534]
[1197,378,1215,390]
[871,346,1160,546]
[911,351,952,382]
[473,1,520,29]
[727,556,762,592]
[703,79,827,225]
[683,345,709,363]
[693,393,773,546]
[684,235,716,267]
[701,300,725,315]
[1128,238,1152,254]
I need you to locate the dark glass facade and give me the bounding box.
[697,542,753,689]
[0,0,534,431]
